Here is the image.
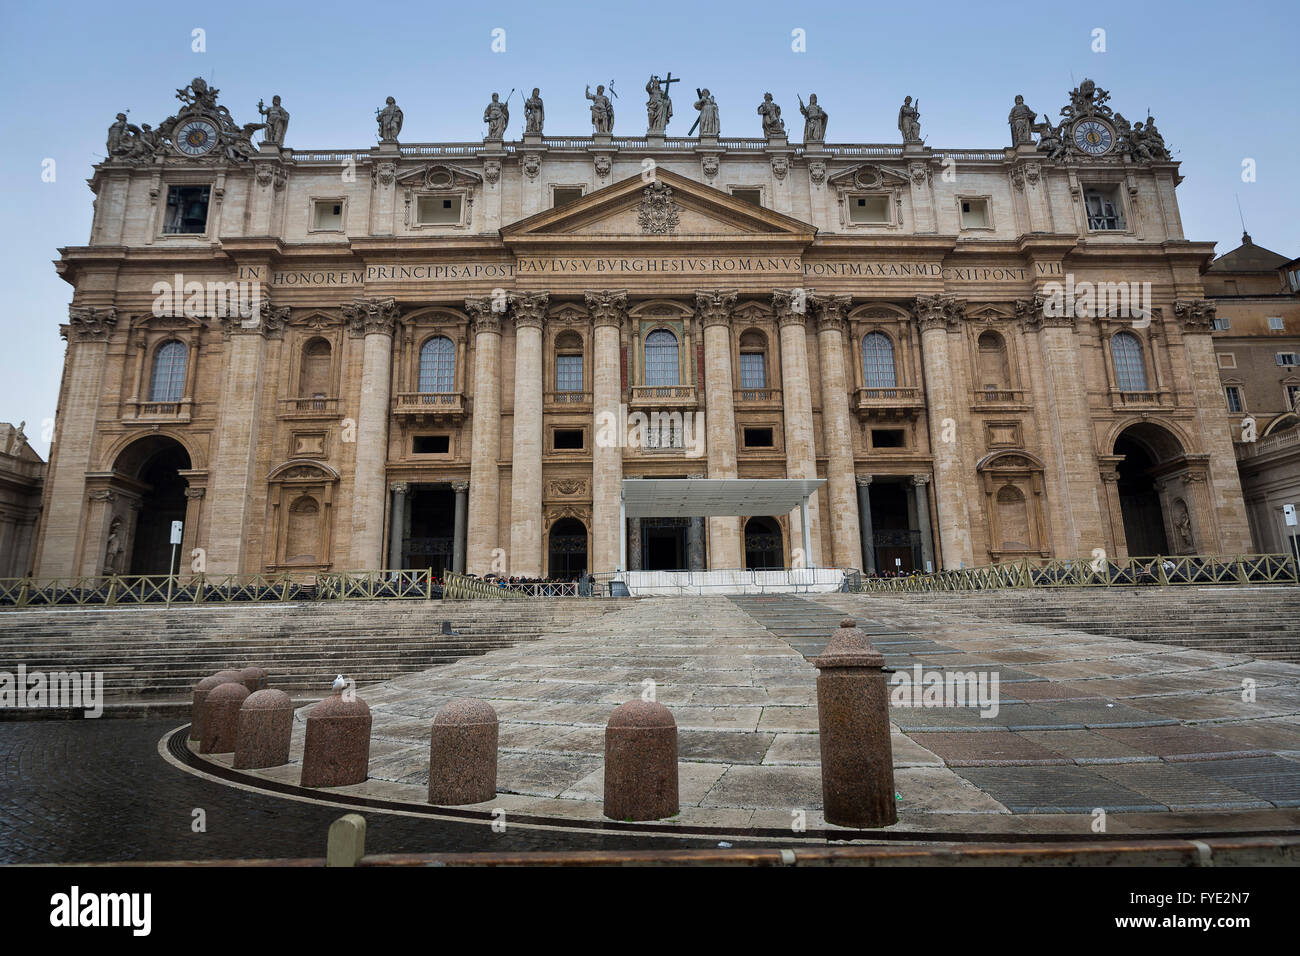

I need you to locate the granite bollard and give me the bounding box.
[234,689,294,769]
[428,698,499,805]
[201,681,250,754]
[603,700,678,821]
[813,618,897,828]
[300,692,372,788]
[191,670,245,741]
[240,666,269,693]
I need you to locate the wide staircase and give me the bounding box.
[728,594,907,657]
[0,599,616,702]
[859,586,1300,662]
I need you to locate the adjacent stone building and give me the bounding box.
[1203,234,1300,558]
[0,423,45,578]
[33,76,1255,580]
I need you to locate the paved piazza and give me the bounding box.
[176,596,1300,841]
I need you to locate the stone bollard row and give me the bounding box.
[240,666,269,693]
[200,681,250,754]
[428,698,498,805]
[234,689,294,769]
[813,618,897,829]
[300,692,372,788]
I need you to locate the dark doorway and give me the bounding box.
[642,518,687,571]
[405,485,455,574]
[548,518,588,580]
[744,516,783,569]
[1115,434,1169,557]
[126,440,191,575]
[869,480,919,572]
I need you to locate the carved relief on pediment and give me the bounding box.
[827,163,910,190]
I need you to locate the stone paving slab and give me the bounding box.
[956,766,1167,813]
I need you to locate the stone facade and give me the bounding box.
[32,78,1255,579]
[0,423,45,577]
[1203,235,1300,557]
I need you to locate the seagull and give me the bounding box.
[332,675,348,692]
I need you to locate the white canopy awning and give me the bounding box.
[620,478,825,518]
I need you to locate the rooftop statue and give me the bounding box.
[645,74,677,134]
[524,88,544,135]
[586,84,614,133]
[483,92,510,140]
[757,92,785,138]
[258,95,289,146]
[799,93,827,142]
[377,96,403,143]
[1008,94,1036,146]
[692,88,719,137]
[898,96,921,144]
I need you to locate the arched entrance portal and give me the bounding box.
[1113,423,1183,558]
[111,436,192,575]
[744,516,783,569]
[548,518,588,580]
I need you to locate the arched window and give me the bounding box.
[149,341,187,402]
[644,329,680,387]
[1111,332,1149,391]
[739,330,768,390]
[299,338,332,399]
[861,332,897,389]
[977,331,1010,391]
[418,336,455,392]
[555,330,584,392]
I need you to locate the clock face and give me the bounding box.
[175,119,218,156]
[1073,119,1114,156]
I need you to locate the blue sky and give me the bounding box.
[1,0,1296,456]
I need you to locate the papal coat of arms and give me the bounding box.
[637,180,680,235]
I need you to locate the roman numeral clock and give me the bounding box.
[174,118,220,156]
[1072,118,1115,156]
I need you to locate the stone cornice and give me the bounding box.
[584,290,628,330]
[694,290,738,329]
[342,296,399,338]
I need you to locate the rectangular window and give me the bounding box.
[312,200,343,231]
[871,429,906,449]
[1268,316,1285,331]
[553,429,584,450]
[413,435,450,455]
[1225,386,1243,413]
[1276,353,1299,367]
[1287,385,1300,410]
[417,195,462,225]
[848,194,890,224]
[555,354,583,392]
[1212,316,1230,331]
[742,427,774,448]
[731,188,762,206]
[739,353,767,390]
[1216,352,1236,369]
[553,186,583,208]
[163,185,211,234]
[1083,186,1125,231]
[960,198,990,229]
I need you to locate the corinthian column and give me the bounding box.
[37,307,117,577]
[697,289,741,569]
[465,296,504,575]
[812,293,862,568]
[916,294,973,568]
[344,297,398,570]
[508,292,548,577]
[773,289,821,566]
[586,290,627,573]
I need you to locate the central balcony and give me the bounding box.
[970,388,1030,411]
[628,385,699,409]
[854,386,924,421]
[277,396,340,420]
[392,391,466,422]
[734,387,783,409]
[544,390,592,411]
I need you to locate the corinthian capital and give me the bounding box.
[1014,294,1046,332]
[1172,298,1216,333]
[342,296,399,338]
[772,288,812,327]
[584,290,628,330]
[465,294,504,334]
[508,291,549,330]
[914,294,962,332]
[67,306,118,342]
[220,298,290,339]
[694,290,738,329]
[811,292,852,332]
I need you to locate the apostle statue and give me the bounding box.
[693,89,719,137]
[1008,94,1035,146]
[586,84,614,133]
[377,96,403,143]
[799,93,827,142]
[524,88,544,135]
[107,113,131,156]
[483,92,509,140]
[645,75,674,134]
[898,96,921,144]
[258,95,290,146]
[757,92,785,138]
[1143,115,1169,160]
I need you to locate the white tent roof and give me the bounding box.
[621,478,825,518]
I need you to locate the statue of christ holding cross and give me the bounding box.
[645,73,677,134]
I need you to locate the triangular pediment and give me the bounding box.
[501,168,816,246]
